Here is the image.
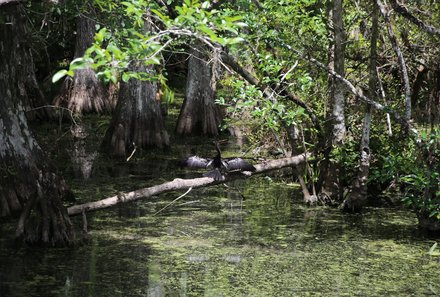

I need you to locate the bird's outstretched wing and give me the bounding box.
[224,158,256,172]
[181,156,210,168]
[203,168,225,181]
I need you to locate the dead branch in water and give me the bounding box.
[67,153,311,216]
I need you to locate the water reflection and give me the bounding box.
[0,177,439,296]
[70,124,97,180]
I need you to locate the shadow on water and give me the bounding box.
[1,174,440,296]
[1,120,440,296]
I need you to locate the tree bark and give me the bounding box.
[429,65,440,126]
[0,2,50,121]
[377,0,412,122]
[0,3,74,245]
[54,11,111,114]
[101,62,170,157]
[319,0,346,201]
[341,0,379,213]
[176,45,224,136]
[67,153,311,216]
[330,0,346,145]
[100,14,169,157]
[411,64,428,119]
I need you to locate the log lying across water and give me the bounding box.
[67,153,311,216]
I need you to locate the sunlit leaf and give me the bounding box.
[122,72,131,82]
[70,57,87,71]
[52,69,69,83]
[228,37,245,45]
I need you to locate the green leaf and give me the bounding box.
[52,69,69,83]
[122,72,131,82]
[109,74,118,84]
[228,37,245,45]
[70,57,87,71]
[201,1,210,9]
[235,22,248,28]
[197,25,218,40]
[225,16,243,22]
[95,28,107,43]
[144,56,161,65]
[151,9,168,22]
[107,43,123,59]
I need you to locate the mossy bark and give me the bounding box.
[1,3,51,121]
[0,2,75,246]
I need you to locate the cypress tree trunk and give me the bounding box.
[4,2,50,121]
[101,63,169,157]
[100,16,169,157]
[176,45,224,136]
[0,2,75,245]
[54,11,111,114]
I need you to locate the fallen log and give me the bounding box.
[67,152,311,216]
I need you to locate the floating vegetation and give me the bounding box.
[1,177,439,296]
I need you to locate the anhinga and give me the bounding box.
[182,141,256,181]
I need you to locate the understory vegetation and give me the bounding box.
[0,0,439,245]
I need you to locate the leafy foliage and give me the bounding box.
[44,0,440,225]
[53,0,247,83]
[399,129,440,219]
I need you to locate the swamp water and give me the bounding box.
[0,127,439,296]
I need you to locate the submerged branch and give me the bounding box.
[67,153,311,216]
[153,186,193,216]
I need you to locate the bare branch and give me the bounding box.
[67,153,311,216]
[219,52,322,133]
[288,45,417,134]
[389,0,440,36]
[377,0,412,121]
[126,142,137,162]
[153,187,193,215]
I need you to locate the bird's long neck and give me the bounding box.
[214,142,221,158]
[212,142,223,169]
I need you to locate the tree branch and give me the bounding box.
[220,51,322,134]
[0,0,21,6]
[67,153,311,216]
[377,0,412,121]
[288,45,415,132]
[389,0,440,36]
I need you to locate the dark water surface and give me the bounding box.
[1,151,439,296]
